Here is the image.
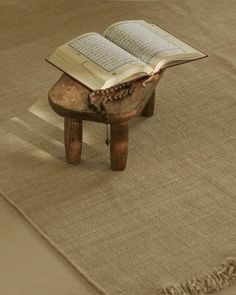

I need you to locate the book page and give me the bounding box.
[104,21,183,65]
[69,33,145,72]
[104,20,205,71]
[47,32,153,90]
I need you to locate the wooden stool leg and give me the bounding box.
[110,122,129,171]
[64,118,82,164]
[141,90,155,117]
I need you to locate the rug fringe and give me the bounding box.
[157,257,236,294]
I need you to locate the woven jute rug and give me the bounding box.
[0,0,236,294]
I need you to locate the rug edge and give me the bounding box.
[157,257,236,294]
[1,190,235,295]
[0,190,108,295]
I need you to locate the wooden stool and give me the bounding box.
[48,72,163,170]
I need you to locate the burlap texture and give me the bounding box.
[0,0,235,294]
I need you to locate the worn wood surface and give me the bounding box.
[48,73,163,123]
[64,118,82,164]
[49,72,164,169]
[110,122,129,171]
[141,90,155,117]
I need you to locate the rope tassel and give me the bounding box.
[105,123,110,146]
[157,257,236,295]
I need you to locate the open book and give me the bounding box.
[47,20,206,90]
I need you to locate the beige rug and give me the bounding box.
[0,0,236,294]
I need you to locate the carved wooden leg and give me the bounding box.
[110,121,129,171]
[141,90,155,117]
[64,117,82,164]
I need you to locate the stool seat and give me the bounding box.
[48,72,164,170]
[49,74,161,123]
